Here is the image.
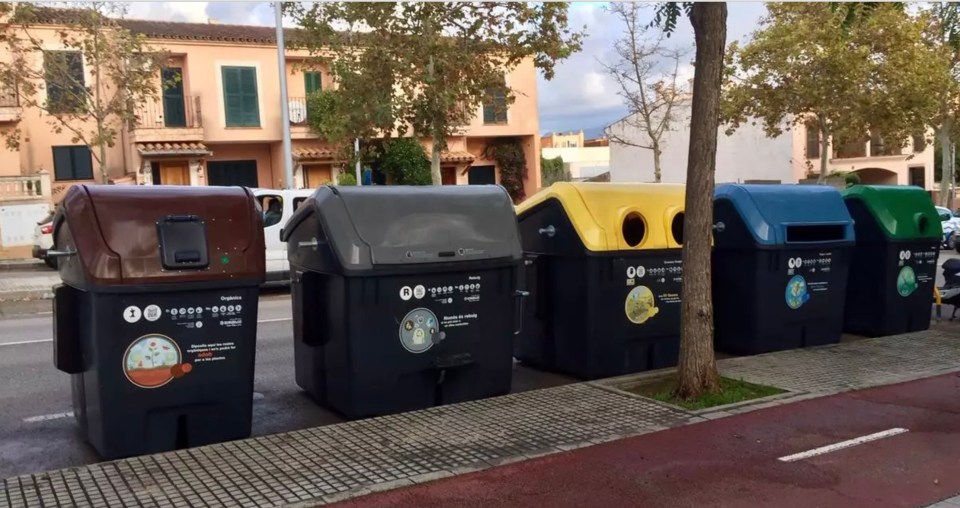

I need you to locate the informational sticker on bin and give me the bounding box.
[895,246,938,297]
[622,256,683,325]
[784,252,835,309]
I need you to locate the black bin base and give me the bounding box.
[293,266,516,420]
[844,240,939,337]
[57,285,259,460]
[517,252,683,381]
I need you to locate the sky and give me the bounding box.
[124,1,769,137]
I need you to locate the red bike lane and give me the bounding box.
[335,373,960,508]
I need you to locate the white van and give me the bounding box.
[253,188,316,284]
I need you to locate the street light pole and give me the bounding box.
[275,1,295,190]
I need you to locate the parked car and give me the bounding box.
[253,187,316,285]
[32,209,56,269]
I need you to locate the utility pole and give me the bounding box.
[355,138,361,185]
[275,1,295,190]
[951,141,957,209]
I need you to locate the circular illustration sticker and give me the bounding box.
[896,266,918,297]
[399,308,440,353]
[785,275,810,310]
[625,286,659,324]
[122,334,191,389]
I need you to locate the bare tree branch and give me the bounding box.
[601,2,691,182]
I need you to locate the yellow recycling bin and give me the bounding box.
[515,182,685,380]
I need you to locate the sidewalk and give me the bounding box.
[0,328,957,508]
[0,271,58,302]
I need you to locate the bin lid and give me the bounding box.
[714,184,855,246]
[54,185,264,287]
[841,185,941,240]
[283,185,521,270]
[516,182,686,251]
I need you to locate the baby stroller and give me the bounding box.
[938,258,960,320]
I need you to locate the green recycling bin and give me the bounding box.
[842,185,941,337]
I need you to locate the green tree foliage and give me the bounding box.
[0,2,167,182]
[484,138,526,202]
[285,2,584,185]
[377,137,431,185]
[722,3,936,184]
[540,156,569,187]
[336,171,357,186]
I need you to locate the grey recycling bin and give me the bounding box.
[282,185,524,419]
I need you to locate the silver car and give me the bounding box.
[31,210,55,269]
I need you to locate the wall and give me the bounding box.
[609,107,794,184]
[541,146,609,180]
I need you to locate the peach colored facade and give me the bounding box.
[0,16,542,204]
[790,124,935,190]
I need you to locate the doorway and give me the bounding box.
[304,164,332,187]
[441,167,457,185]
[468,165,496,185]
[207,160,259,187]
[150,161,190,186]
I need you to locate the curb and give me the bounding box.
[0,260,49,273]
[0,290,55,302]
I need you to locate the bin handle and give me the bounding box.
[514,290,529,335]
[713,222,726,233]
[298,238,319,249]
[46,248,76,259]
[538,225,556,238]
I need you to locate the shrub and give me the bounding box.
[377,137,432,185]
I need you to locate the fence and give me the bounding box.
[0,172,51,202]
[134,96,202,129]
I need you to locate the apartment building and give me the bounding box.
[0,7,542,205]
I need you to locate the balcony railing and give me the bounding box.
[288,97,310,125]
[0,172,51,202]
[134,95,202,129]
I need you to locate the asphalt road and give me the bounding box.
[0,293,574,479]
[338,373,960,508]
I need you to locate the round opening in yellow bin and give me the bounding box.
[671,212,685,245]
[622,212,646,247]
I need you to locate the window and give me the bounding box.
[304,71,322,95]
[45,51,84,113]
[293,197,308,211]
[805,122,820,159]
[221,66,260,127]
[482,81,508,125]
[52,146,93,181]
[257,195,283,228]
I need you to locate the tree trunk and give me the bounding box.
[675,2,726,400]
[939,122,953,207]
[818,121,830,185]
[653,142,662,183]
[431,136,442,185]
[98,137,108,184]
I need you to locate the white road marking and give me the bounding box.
[0,317,293,347]
[23,411,73,423]
[0,338,53,347]
[778,428,909,462]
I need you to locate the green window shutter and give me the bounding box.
[304,72,322,95]
[223,66,259,127]
[240,67,260,126]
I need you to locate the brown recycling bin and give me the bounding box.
[52,184,265,459]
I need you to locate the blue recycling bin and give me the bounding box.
[712,184,856,355]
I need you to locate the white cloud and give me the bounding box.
[126,1,210,23]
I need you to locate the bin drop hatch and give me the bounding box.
[157,215,209,270]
